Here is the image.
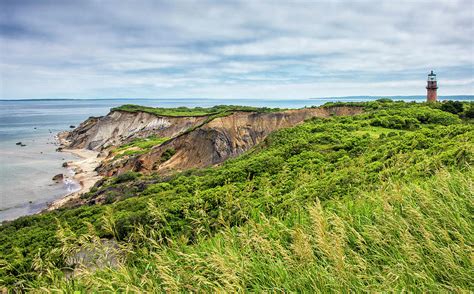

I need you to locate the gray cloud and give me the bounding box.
[0,0,472,98]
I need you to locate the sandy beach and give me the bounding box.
[46,148,103,211]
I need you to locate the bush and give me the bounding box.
[161,148,176,162]
[376,98,393,103]
[463,105,474,119]
[440,100,464,114]
[370,115,420,130]
[370,106,460,129]
[114,171,140,183]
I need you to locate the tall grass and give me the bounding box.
[32,168,473,292]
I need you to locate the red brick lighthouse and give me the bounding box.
[426,70,438,102]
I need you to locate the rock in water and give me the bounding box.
[52,174,64,183]
[15,142,22,145]
[62,162,68,167]
[69,125,76,129]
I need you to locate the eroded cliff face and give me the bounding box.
[100,106,364,176]
[62,110,209,150]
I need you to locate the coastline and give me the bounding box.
[46,148,103,211]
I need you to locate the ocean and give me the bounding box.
[0,96,472,222]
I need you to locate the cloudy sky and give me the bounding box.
[0,0,473,99]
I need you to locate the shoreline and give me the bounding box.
[46,148,103,211]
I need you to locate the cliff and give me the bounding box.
[102,106,363,176]
[61,106,363,177]
[61,106,364,177]
[61,110,209,151]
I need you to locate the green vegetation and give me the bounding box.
[160,148,176,162]
[430,100,474,118]
[112,104,282,117]
[113,135,169,159]
[0,101,473,291]
[113,171,141,184]
[440,100,464,114]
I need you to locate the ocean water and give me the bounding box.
[0,96,472,222]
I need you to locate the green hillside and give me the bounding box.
[1,100,473,291]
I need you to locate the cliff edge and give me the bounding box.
[61,105,363,177]
[107,106,363,175]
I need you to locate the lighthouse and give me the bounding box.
[426,70,438,102]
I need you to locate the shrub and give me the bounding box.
[370,115,420,130]
[440,100,464,114]
[376,98,393,103]
[463,105,474,119]
[114,171,140,183]
[160,148,176,162]
[370,106,460,129]
[104,193,115,204]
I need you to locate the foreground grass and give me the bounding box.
[29,169,474,292]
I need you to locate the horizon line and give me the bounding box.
[1,95,473,102]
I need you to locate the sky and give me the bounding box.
[0,0,473,99]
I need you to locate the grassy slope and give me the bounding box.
[0,101,473,291]
[112,135,170,159]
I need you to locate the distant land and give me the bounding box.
[1,95,473,101]
[310,95,474,100]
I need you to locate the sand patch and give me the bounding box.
[46,149,103,211]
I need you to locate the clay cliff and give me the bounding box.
[61,110,209,151]
[62,106,364,177]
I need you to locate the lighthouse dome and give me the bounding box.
[427,70,436,81]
